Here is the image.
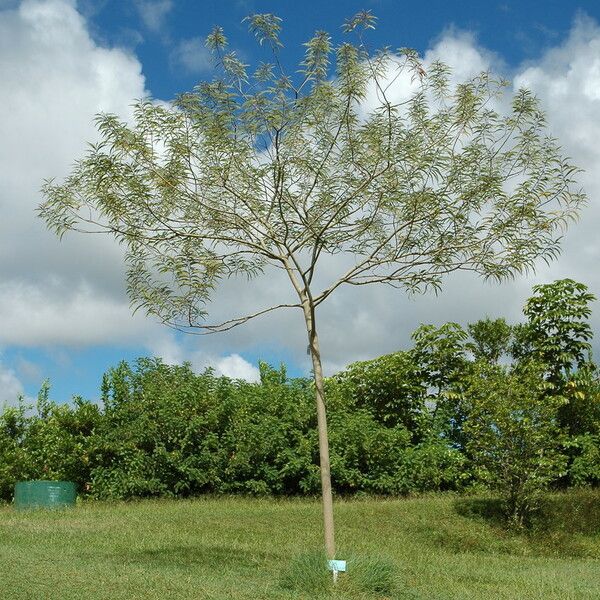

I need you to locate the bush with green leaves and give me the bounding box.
[0,401,30,500]
[567,434,600,487]
[85,357,463,500]
[1,278,597,504]
[330,351,428,439]
[89,358,227,498]
[0,384,102,501]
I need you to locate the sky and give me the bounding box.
[1,0,600,405]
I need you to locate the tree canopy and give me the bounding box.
[41,13,584,335]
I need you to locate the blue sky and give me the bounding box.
[1,0,600,406]
[83,0,600,99]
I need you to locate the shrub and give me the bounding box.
[330,351,428,440]
[567,434,600,487]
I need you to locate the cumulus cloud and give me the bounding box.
[212,354,260,381]
[0,359,25,407]
[0,0,149,346]
[146,332,260,382]
[0,281,154,347]
[511,14,600,335]
[0,2,599,381]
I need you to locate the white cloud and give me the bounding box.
[212,353,260,382]
[0,0,148,347]
[145,332,260,382]
[425,27,504,78]
[0,281,154,346]
[170,37,212,74]
[134,0,172,33]
[0,359,25,408]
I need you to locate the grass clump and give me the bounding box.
[279,551,412,598]
[339,555,397,596]
[279,552,331,595]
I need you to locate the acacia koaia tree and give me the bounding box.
[40,12,585,559]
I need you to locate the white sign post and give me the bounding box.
[328,559,347,584]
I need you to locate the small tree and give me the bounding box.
[462,361,567,527]
[40,12,585,558]
[512,279,598,438]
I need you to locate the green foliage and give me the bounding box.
[0,400,29,500]
[1,279,597,506]
[397,440,470,493]
[411,323,470,448]
[0,389,102,500]
[462,361,568,527]
[40,17,585,335]
[331,351,427,437]
[467,317,513,363]
[512,279,600,474]
[517,279,595,381]
[86,358,470,500]
[0,356,471,502]
[91,358,235,499]
[567,434,600,487]
[559,364,600,437]
[412,323,468,395]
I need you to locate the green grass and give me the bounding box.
[0,490,598,599]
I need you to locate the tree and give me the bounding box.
[516,279,595,383]
[512,279,598,438]
[462,361,567,527]
[467,317,513,364]
[39,12,585,559]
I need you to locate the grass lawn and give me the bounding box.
[0,490,598,599]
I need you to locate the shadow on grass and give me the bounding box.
[122,544,276,570]
[453,497,505,527]
[454,489,600,535]
[449,489,600,558]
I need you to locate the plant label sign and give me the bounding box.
[328,559,347,572]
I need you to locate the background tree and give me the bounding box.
[40,12,585,559]
[512,279,599,437]
[462,361,567,527]
[467,317,513,364]
[515,279,595,383]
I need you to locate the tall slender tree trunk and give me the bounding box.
[302,299,336,560]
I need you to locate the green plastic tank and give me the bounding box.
[14,481,76,510]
